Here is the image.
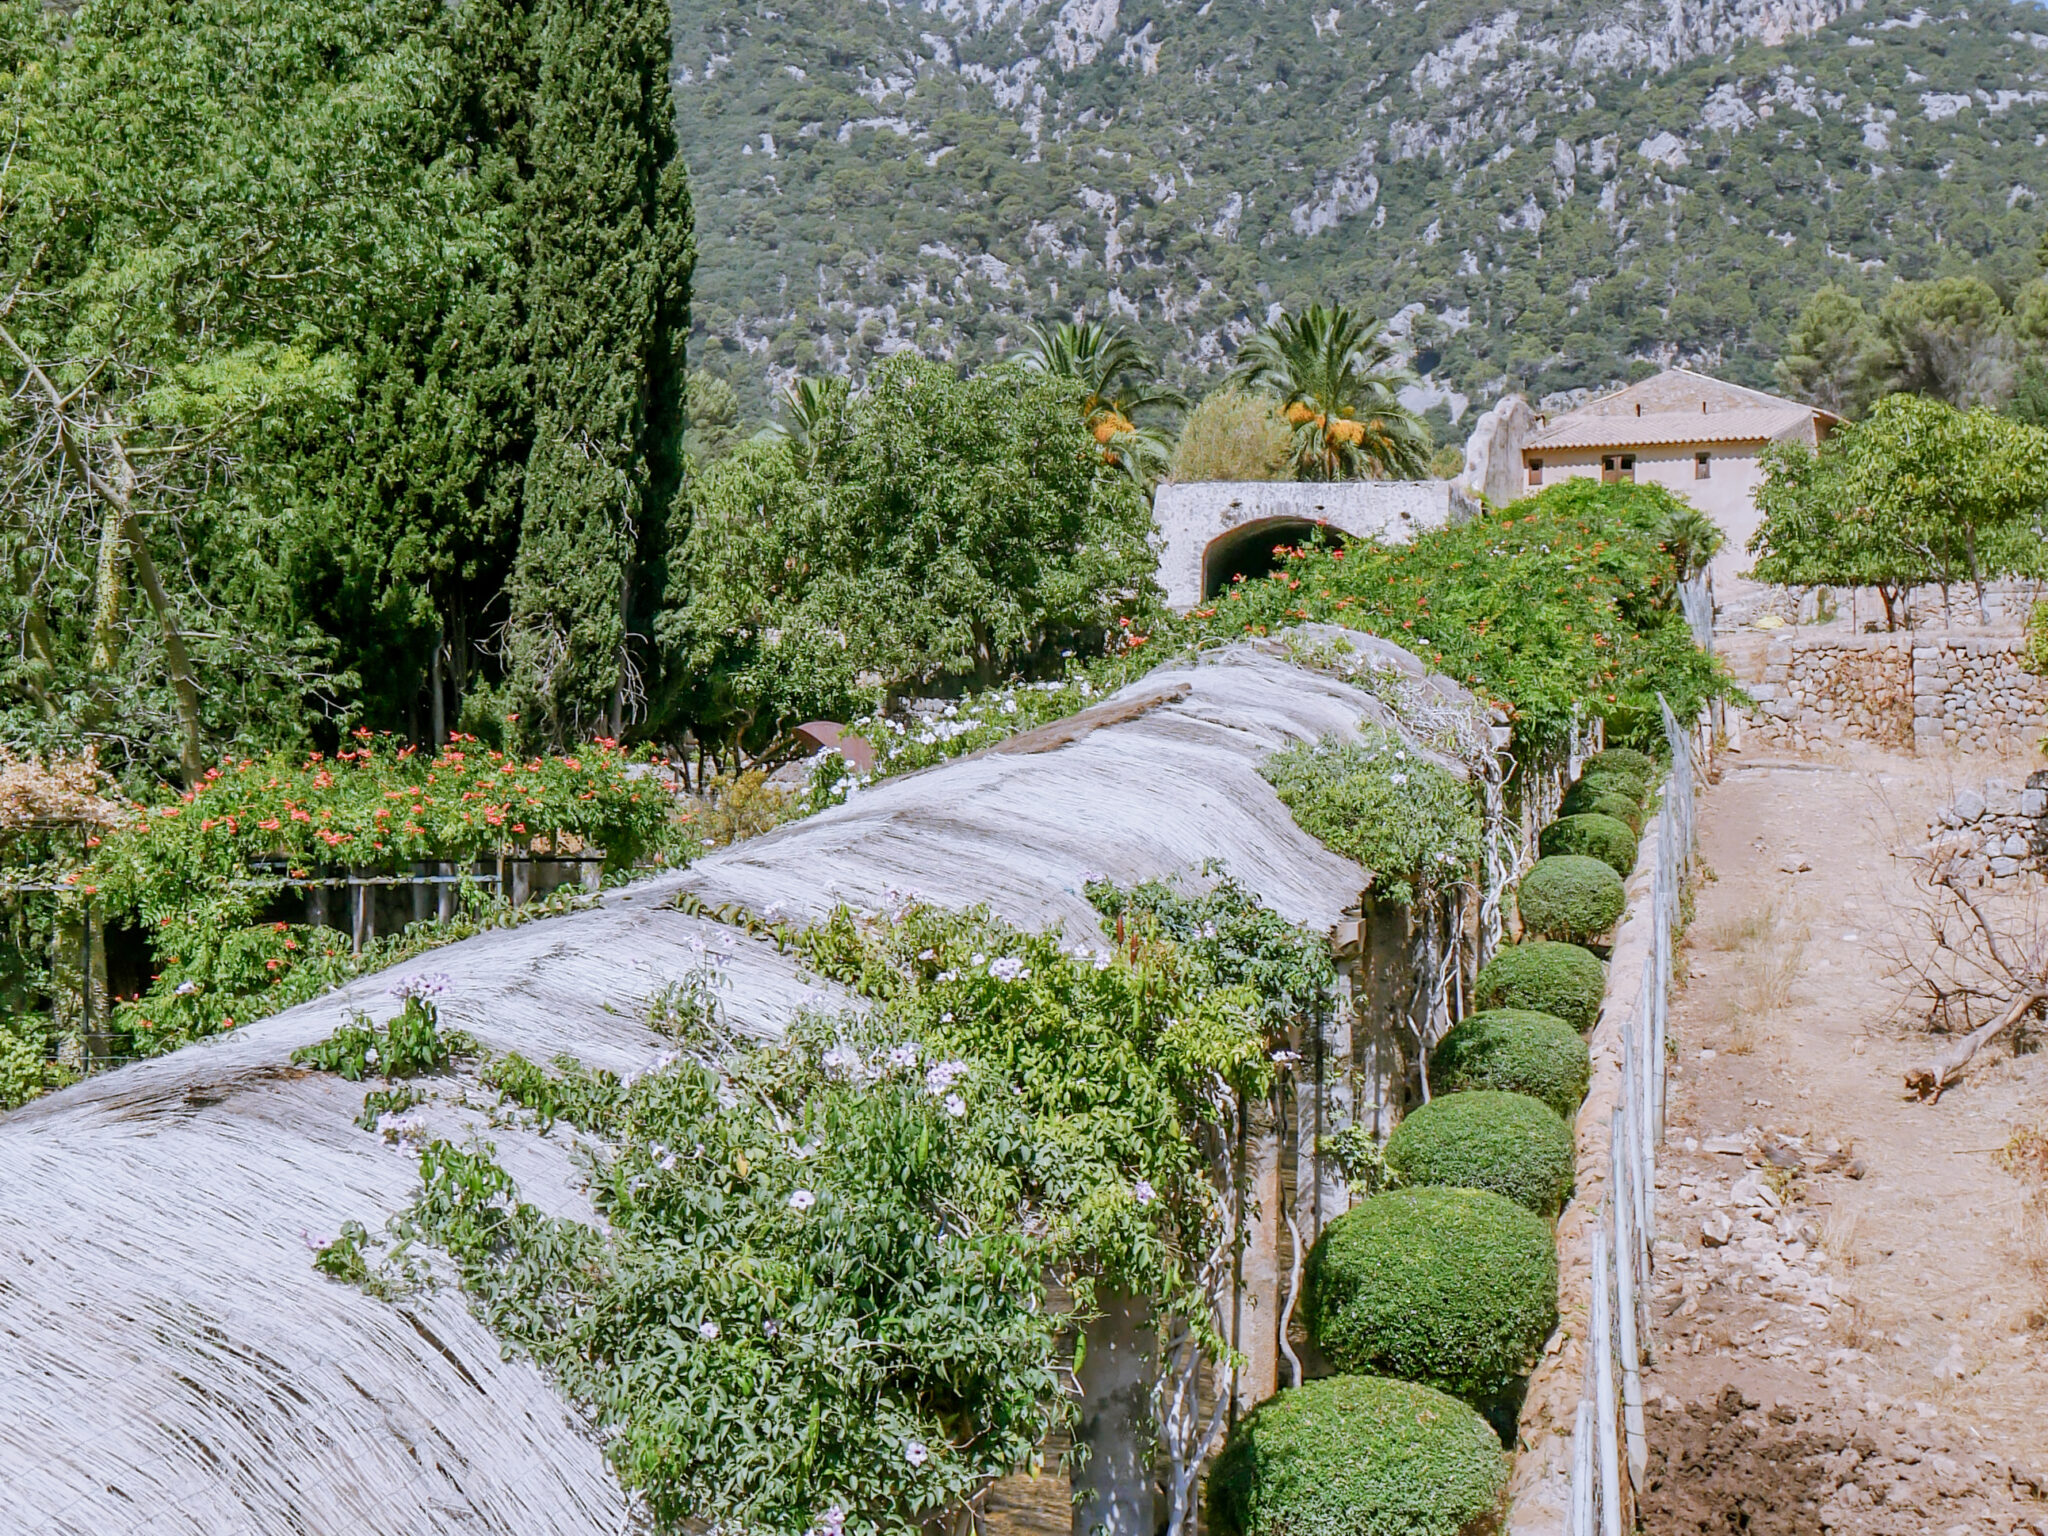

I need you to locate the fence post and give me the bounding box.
[1611,1108,1648,1483]
[1592,1228,1623,1536]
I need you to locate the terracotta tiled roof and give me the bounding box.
[1527,404,1820,451]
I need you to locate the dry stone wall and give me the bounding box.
[1927,771,2048,882]
[1742,632,2048,755]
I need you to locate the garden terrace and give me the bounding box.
[0,636,1487,1535]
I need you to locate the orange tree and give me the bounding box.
[1181,479,1728,753]
[77,733,672,1050]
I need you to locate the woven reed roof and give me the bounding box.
[0,635,1480,1534]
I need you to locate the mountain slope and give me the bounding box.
[673,0,2048,422]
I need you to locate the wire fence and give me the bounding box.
[1565,695,1697,1534]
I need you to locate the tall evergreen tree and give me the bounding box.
[505,0,693,746]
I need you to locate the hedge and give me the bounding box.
[1429,1008,1591,1122]
[1573,761,1652,801]
[1207,1375,1510,1536]
[1516,855,1627,944]
[1558,784,1644,833]
[1584,747,1659,783]
[1384,1091,1576,1216]
[1303,1187,1559,1409]
[1473,941,1607,1032]
[1537,812,1638,878]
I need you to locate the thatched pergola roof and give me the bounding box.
[0,638,1480,1534]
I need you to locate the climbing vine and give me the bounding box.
[300,879,1333,1536]
[1260,729,1482,907]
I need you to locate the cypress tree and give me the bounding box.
[505,0,693,746]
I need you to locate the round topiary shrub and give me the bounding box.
[1303,1187,1558,1409]
[1384,1091,1576,1216]
[1207,1375,1510,1536]
[1559,782,1645,832]
[1538,812,1638,877]
[1429,1009,1591,1122]
[1473,941,1607,1033]
[1516,855,1627,943]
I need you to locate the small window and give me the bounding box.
[1601,454,1636,485]
[1694,451,1711,480]
[1527,458,1544,487]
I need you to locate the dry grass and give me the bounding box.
[1822,1206,1863,1269]
[1997,1125,2048,1332]
[1703,894,1811,1053]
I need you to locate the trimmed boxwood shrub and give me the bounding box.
[1429,1008,1591,1122]
[1207,1375,1510,1536]
[1538,812,1638,877]
[1559,783,1644,832]
[1303,1187,1559,1409]
[1474,941,1606,1032]
[1384,1090,1576,1216]
[1517,855,1627,944]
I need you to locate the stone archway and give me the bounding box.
[1152,480,1476,611]
[1201,516,1345,599]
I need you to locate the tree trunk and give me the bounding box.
[1965,524,1988,625]
[1071,1288,1157,1536]
[430,636,447,746]
[1233,1090,1284,1416]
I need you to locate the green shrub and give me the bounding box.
[1559,781,1645,831]
[1384,1091,1576,1216]
[1303,1187,1558,1409]
[1516,855,1627,943]
[1207,1375,1509,1536]
[1473,941,1607,1032]
[1538,812,1638,877]
[1429,1009,1591,1122]
[1584,747,1660,784]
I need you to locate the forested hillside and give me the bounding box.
[676,0,2048,421]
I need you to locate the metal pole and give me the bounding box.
[1613,1109,1648,1484]
[1571,1397,1596,1536]
[1592,1228,1623,1536]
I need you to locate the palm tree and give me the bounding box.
[769,375,851,474]
[1018,320,1183,487]
[1232,304,1432,481]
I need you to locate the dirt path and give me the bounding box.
[1640,745,2048,1534]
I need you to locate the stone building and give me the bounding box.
[1517,369,1837,589]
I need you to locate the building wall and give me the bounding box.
[1518,443,1769,589]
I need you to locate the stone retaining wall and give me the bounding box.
[1927,771,2048,881]
[1743,632,2048,754]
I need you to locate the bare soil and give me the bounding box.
[1642,744,2048,1535]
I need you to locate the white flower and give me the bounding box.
[988,956,1028,983]
[788,1189,817,1212]
[763,1318,783,1338]
[925,1060,969,1095]
[1387,772,1409,786]
[301,1229,335,1251]
[935,969,960,983]
[939,1012,954,1023]
[887,1042,922,1070]
[904,1439,929,1467]
[1093,953,1112,971]
[970,953,986,967]
[658,1153,678,1172]
[1132,1179,1157,1207]
[173,979,200,996]
[821,1043,863,1080]
[942,1093,967,1119]
[390,972,449,1001]
[698,1320,720,1341]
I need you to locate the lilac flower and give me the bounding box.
[925,1060,969,1095]
[904,1439,929,1467]
[301,1229,335,1252]
[389,973,449,1001]
[987,956,1028,983]
[814,1506,846,1536]
[698,1320,720,1341]
[763,1318,783,1338]
[788,1189,817,1212]
[1132,1179,1157,1207]
[942,1093,967,1119]
[821,1043,863,1081]
[887,1042,922,1070]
